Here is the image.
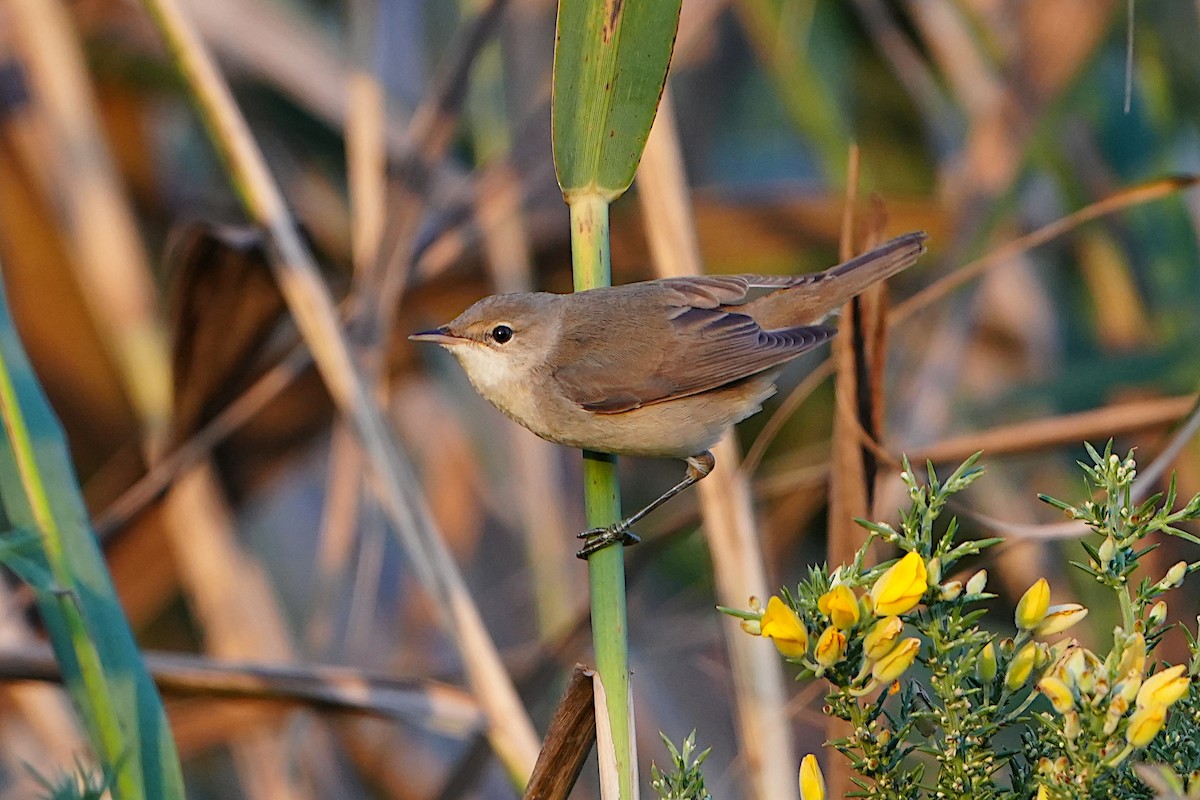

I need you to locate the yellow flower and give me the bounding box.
[870,552,928,616]
[818,584,860,630]
[1136,664,1190,710]
[1037,675,1076,714]
[760,596,808,659]
[863,616,905,661]
[872,637,921,683]
[1015,578,1050,630]
[799,754,825,800]
[1005,642,1038,690]
[815,626,847,668]
[1126,703,1167,747]
[1035,604,1088,637]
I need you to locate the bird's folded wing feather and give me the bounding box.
[551,299,835,413]
[650,274,811,308]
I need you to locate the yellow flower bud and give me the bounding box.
[870,552,928,616]
[1034,642,1052,668]
[864,616,905,661]
[1015,578,1051,630]
[1137,665,1191,710]
[1005,642,1038,690]
[872,637,921,683]
[1148,600,1168,628]
[926,557,942,586]
[1104,695,1128,735]
[966,569,988,596]
[760,596,808,659]
[815,626,847,668]
[977,641,997,682]
[818,584,860,630]
[799,754,826,800]
[1116,633,1147,680]
[1035,604,1088,637]
[1091,673,1110,702]
[1060,646,1087,686]
[940,580,963,601]
[1126,703,1167,747]
[1113,676,1141,706]
[1162,561,1188,589]
[1038,675,1076,714]
[1063,710,1081,740]
[1098,536,1117,567]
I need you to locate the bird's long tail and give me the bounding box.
[741,231,928,328]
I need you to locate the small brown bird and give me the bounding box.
[412,231,927,556]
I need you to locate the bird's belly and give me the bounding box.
[521,375,777,459]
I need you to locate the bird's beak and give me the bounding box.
[409,326,461,346]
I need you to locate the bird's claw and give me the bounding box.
[576,524,641,559]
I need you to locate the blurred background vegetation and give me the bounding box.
[1,0,1200,798]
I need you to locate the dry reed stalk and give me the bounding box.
[181,0,414,157]
[639,90,799,800]
[824,146,871,800]
[909,395,1199,465]
[164,465,317,800]
[137,0,541,779]
[304,0,381,666]
[346,0,387,288]
[827,145,869,567]
[523,666,596,800]
[475,164,579,637]
[7,0,172,452]
[9,2,308,793]
[368,0,510,374]
[0,641,483,726]
[892,176,1200,326]
[308,425,366,657]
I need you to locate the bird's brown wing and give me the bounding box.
[550,287,835,413]
[648,274,804,308]
[549,233,926,412]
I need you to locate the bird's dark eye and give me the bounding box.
[491,324,514,344]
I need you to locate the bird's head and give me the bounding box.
[410,292,564,397]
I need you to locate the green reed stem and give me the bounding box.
[570,195,635,798]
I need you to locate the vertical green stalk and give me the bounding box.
[570,195,634,797]
[553,0,680,791]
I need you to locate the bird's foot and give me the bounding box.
[576,524,641,559]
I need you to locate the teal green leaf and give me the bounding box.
[0,269,184,800]
[552,0,683,200]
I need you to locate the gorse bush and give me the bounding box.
[651,731,713,800]
[711,443,1200,799]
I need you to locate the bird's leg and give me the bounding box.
[577,451,716,559]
